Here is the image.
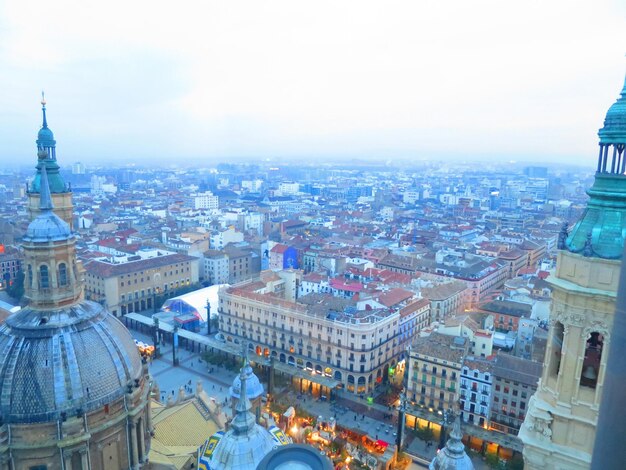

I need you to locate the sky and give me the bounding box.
[0,0,625,167]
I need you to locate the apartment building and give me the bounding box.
[460,357,494,427]
[479,299,532,333]
[438,315,494,358]
[420,280,467,322]
[0,245,22,290]
[203,249,229,285]
[186,191,219,210]
[407,333,468,412]
[489,354,541,435]
[210,227,244,250]
[218,271,416,396]
[83,250,199,316]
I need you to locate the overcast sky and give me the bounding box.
[1,0,625,167]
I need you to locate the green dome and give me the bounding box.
[30,159,67,194]
[565,174,626,259]
[565,73,626,259]
[598,75,626,144]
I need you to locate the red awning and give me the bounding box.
[376,440,389,447]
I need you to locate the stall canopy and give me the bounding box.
[158,284,228,322]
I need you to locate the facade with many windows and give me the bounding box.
[218,271,420,395]
[83,250,199,316]
[407,333,468,412]
[491,354,541,435]
[460,357,494,427]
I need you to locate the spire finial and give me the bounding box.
[230,340,257,434]
[39,164,54,211]
[242,338,249,366]
[41,91,48,128]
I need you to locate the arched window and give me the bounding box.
[27,265,33,288]
[58,263,68,286]
[550,322,564,377]
[39,265,49,289]
[580,332,603,389]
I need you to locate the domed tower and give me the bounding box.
[0,163,151,467]
[230,344,265,420]
[429,413,474,470]
[519,74,626,468]
[199,348,290,470]
[27,93,74,229]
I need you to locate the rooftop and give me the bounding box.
[411,332,468,364]
[493,353,542,386]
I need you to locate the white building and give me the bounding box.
[187,191,219,211]
[203,249,230,285]
[460,357,494,428]
[242,179,264,192]
[210,227,244,250]
[278,181,299,195]
[403,188,420,205]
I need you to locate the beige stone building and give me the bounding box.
[83,250,199,316]
[407,333,468,412]
[219,270,423,395]
[420,280,467,322]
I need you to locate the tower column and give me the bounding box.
[138,418,146,463]
[129,420,139,469]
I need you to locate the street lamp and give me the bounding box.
[153,317,160,358]
[172,324,179,366]
[206,300,212,336]
[438,408,455,450]
[395,344,410,450]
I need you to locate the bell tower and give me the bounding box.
[23,165,83,309]
[519,74,626,469]
[27,93,74,229]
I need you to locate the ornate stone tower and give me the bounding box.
[0,104,151,469]
[519,74,626,469]
[27,93,74,229]
[22,166,83,309]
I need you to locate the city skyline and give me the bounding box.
[0,0,625,166]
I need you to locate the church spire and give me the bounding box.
[39,164,53,211]
[41,91,48,129]
[230,342,257,435]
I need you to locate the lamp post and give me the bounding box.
[172,324,179,366]
[206,300,211,336]
[438,408,455,450]
[153,317,160,358]
[396,345,410,450]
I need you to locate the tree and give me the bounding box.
[6,270,25,302]
[505,455,524,470]
[485,452,500,468]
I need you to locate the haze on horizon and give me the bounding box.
[0,0,624,167]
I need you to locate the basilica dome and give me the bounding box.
[23,210,71,242]
[0,301,143,424]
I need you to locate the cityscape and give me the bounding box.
[1,2,626,470]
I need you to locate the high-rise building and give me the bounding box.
[26,95,74,229]
[0,122,151,468]
[519,75,626,468]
